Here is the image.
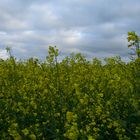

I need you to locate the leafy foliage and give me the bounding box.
[127,31,140,59]
[0,47,140,139]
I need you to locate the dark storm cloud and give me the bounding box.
[0,0,140,60]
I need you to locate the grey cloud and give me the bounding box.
[0,49,9,60]
[0,0,140,60]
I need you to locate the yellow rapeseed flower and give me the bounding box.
[66,111,73,122]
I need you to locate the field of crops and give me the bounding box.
[0,47,140,140]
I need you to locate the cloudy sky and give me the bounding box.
[0,0,140,61]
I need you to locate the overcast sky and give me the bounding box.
[0,0,140,61]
